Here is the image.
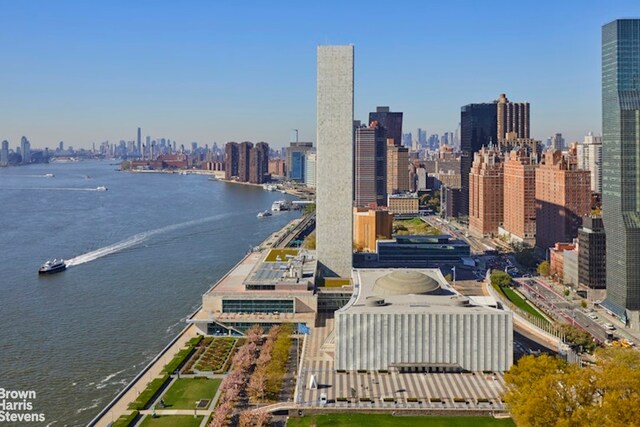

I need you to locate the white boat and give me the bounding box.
[271,200,289,212]
[96,186,108,192]
[38,259,66,274]
[45,173,55,177]
[257,210,272,218]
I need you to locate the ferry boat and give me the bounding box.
[257,210,272,218]
[38,259,66,274]
[96,186,108,191]
[271,200,289,212]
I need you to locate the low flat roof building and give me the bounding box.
[190,248,318,335]
[387,193,419,215]
[375,235,471,266]
[335,268,513,372]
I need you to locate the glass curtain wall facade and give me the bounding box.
[602,19,640,327]
[460,103,497,217]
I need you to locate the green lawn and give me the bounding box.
[498,285,548,323]
[393,218,441,235]
[161,378,221,409]
[139,415,203,427]
[287,414,515,427]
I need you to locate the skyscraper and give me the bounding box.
[1,140,8,167]
[578,217,606,290]
[354,122,387,207]
[249,142,269,184]
[286,142,314,181]
[224,142,239,180]
[602,19,640,326]
[305,152,316,188]
[369,106,403,146]
[549,133,565,151]
[386,142,409,195]
[502,147,537,245]
[238,141,253,182]
[468,147,503,237]
[20,136,31,164]
[137,127,141,157]
[316,45,354,278]
[496,93,530,143]
[460,103,498,216]
[577,132,603,194]
[535,149,591,251]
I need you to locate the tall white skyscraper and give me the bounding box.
[304,151,316,188]
[316,45,354,278]
[577,132,603,194]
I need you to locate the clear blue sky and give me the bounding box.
[1,1,638,149]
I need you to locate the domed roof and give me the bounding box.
[373,270,440,296]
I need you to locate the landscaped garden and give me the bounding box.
[139,415,203,427]
[393,217,441,235]
[193,337,236,372]
[287,414,515,427]
[161,378,221,409]
[128,374,170,410]
[490,270,548,323]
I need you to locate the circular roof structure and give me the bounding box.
[373,270,440,296]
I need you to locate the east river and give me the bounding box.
[0,161,299,426]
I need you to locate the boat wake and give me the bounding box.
[0,187,100,191]
[66,213,232,267]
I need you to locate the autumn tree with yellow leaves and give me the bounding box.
[503,348,640,427]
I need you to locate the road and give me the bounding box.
[515,277,615,343]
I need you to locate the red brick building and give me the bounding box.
[502,147,537,245]
[469,147,503,237]
[535,149,591,250]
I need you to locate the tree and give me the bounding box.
[248,370,267,401]
[426,190,441,213]
[503,349,640,427]
[537,260,550,276]
[490,270,512,288]
[303,203,316,215]
[559,324,597,353]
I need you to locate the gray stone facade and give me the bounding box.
[316,45,354,278]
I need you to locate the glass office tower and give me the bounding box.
[602,19,640,328]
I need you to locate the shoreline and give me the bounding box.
[122,168,312,199]
[88,215,304,426]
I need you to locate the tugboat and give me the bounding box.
[38,259,66,274]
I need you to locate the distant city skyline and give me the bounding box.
[1,1,638,149]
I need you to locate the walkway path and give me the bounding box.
[91,325,198,427]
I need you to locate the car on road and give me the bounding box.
[604,323,616,330]
[588,312,598,320]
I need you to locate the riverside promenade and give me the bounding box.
[90,325,198,426]
[89,216,306,426]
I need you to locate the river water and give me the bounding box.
[0,161,299,426]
